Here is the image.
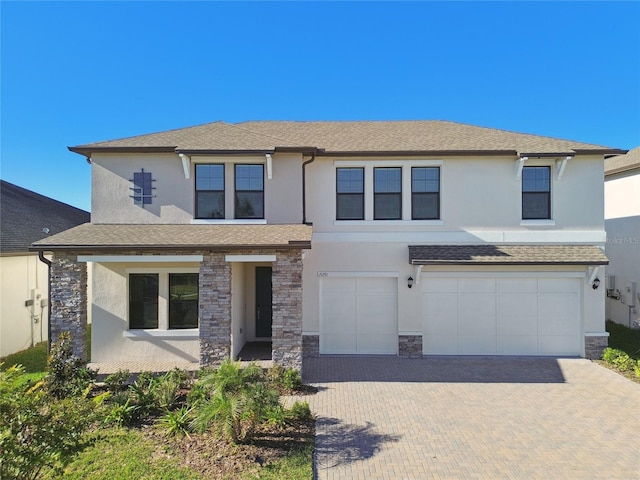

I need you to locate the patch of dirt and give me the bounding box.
[593,360,640,384]
[142,420,314,479]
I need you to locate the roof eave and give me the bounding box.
[411,260,609,266]
[316,149,520,157]
[68,146,178,156]
[30,241,312,252]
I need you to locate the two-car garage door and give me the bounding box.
[422,275,581,356]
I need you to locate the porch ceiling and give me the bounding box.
[31,223,312,251]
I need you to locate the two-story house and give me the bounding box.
[604,146,640,327]
[32,121,625,371]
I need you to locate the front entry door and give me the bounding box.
[255,267,273,338]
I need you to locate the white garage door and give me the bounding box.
[320,276,398,354]
[422,275,581,356]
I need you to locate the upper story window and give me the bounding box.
[235,164,264,219]
[522,166,550,219]
[129,272,199,330]
[412,167,440,220]
[131,169,155,206]
[336,168,364,220]
[374,167,402,220]
[195,164,225,218]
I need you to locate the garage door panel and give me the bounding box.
[501,278,538,293]
[539,278,579,294]
[423,278,458,293]
[424,335,459,354]
[501,294,538,335]
[499,335,538,355]
[321,293,356,334]
[459,294,496,335]
[423,293,457,335]
[539,295,579,336]
[322,334,357,354]
[539,335,579,356]
[459,278,496,293]
[357,334,398,354]
[459,335,496,355]
[358,297,396,334]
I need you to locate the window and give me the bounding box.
[195,164,225,218]
[235,165,264,219]
[374,167,402,220]
[169,273,199,329]
[131,169,154,206]
[412,167,440,220]
[336,168,364,220]
[522,166,550,219]
[129,274,159,329]
[128,272,199,330]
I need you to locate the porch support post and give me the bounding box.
[272,250,303,370]
[199,253,231,366]
[50,252,88,360]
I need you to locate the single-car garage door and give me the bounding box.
[422,275,581,356]
[320,276,398,354]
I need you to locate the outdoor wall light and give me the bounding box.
[592,277,601,290]
[408,275,414,289]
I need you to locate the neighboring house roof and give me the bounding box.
[69,120,625,157]
[604,146,640,176]
[31,223,312,251]
[1,180,90,254]
[409,245,608,266]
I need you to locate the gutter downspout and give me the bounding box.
[37,251,52,353]
[302,150,316,225]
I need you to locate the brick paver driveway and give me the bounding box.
[301,356,640,480]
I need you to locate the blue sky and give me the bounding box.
[2,1,639,212]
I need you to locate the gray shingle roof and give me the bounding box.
[409,245,608,266]
[31,223,312,251]
[1,180,90,254]
[605,146,640,176]
[69,120,623,157]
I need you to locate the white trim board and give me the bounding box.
[225,255,276,262]
[78,255,203,263]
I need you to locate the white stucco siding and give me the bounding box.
[90,261,200,363]
[306,155,606,236]
[91,152,303,225]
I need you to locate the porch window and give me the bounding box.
[336,167,364,220]
[235,164,264,219]
[412,167,440,220]
[374,167,402,220]
[129,274,159,329]
[522,166,551,219]
[195,164,225,218]
[169,273,199,329]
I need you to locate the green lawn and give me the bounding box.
[606,320,640,360]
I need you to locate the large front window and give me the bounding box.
[336,168,364,220]
[374,167,402,220]
[412,167,440,220]
[522,166,550,219]
[195,164,225,219]
[235,164,264,219]
[129,271,199,330]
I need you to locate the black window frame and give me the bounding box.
[336,167,365,220]
[374,167,402,220]
[234,164,265,219]
[129,274,159,329]
[195,164,225,219]
[522,166,551,220]
[411,167,440,220]
[168,273,199,329]
[131,169,154,206]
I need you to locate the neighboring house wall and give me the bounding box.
[91,152,303,224]
[605,168,640,327]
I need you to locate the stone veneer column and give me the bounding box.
[399,335,423,358]
[272,250,303,370]
[199,253,231,366]
[585,335,609,360]
[50,252,88,360]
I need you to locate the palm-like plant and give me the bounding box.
[192,389,244,442]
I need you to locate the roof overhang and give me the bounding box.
[31,223,312,252]
[409,245,608,266]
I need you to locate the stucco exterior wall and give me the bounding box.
[0,254,49,356]
[91,152,303,225]
[604,170,640,327]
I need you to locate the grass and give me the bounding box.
[43,427,205,480]
[242,444,314,480]
[606,320,640,360]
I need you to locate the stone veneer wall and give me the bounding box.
[398,335,422,358]
[50,252,88,360]
[302,335,319,358]
[271,250,304,370]
[585,335,609,360]
[199,253,232,366]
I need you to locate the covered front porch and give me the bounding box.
[32,223,311,373]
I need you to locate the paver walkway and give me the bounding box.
[300,356,640,480]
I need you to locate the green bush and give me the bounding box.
[104,369,131,393]
[283,369,302,391]
[289,400,313,422]
[0,363,97,479]
[157,406,194,437]
[45,332,97,399]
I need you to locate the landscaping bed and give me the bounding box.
[595,320,640,384]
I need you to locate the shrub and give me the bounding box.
[104,369,131,393]
[103,398,139,427]
[602,347,626,363]
[289,400,313,422]
[157,406,194,437]
[0,363,97,479]
[283,369,302,391]
[45,332,97,399]
[153,372,181,410]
